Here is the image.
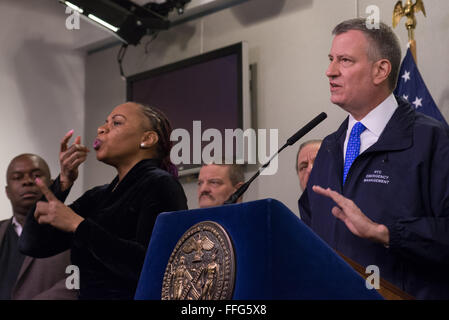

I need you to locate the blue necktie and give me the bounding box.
[343,122,366,184]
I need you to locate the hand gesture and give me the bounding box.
[59,130,89,191]
[34,178,84,233]
[312,185,389,245]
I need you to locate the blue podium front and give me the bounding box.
[134,199,382,300]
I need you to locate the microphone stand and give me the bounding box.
[224,112,327,205]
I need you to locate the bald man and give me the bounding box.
[0,154,77,299]
[295,140,322,191]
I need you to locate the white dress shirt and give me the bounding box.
[12,216,23,237]
[343,93,398,162]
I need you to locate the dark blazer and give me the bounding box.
[0,218,78,300]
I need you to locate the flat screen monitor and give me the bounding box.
[127,42,251,176]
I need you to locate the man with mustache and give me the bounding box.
[0,154,76,299]
[197,163,244,208]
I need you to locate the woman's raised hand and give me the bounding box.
[59,130,89,191]
[34,177,84,233]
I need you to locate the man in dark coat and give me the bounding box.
[299,18,449,299]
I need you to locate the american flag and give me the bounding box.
[394,48,448,127]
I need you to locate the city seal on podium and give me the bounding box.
[161,221,235,300]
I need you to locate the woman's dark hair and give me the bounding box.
[137,103,178,178]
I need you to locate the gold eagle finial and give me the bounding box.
[393,0,426,29]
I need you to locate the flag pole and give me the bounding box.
[408,28,417,63]
[392,0,426,64]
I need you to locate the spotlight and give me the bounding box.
[143,0,191,17]
[87,13,119,32]
[60,0,178,45]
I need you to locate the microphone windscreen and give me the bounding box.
[287,112,327,146]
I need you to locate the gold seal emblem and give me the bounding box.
[161,221,235,300]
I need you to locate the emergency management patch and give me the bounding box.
[363,170,390,184]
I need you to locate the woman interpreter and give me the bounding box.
[19,102,188,299]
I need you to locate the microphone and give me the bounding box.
[224,112,327,205]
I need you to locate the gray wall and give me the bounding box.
[84,0,449,215]
[0,0,84,219]
[0,0,447,218]
[0,0,107,220]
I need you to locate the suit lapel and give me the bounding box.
[0,219,35,298]
[0,219,11,249]
[17,256,34,282]
[365,98,414,154]
[12,255,34,300]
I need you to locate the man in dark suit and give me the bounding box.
[0,153,77,299]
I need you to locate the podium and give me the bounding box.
[135,199,383,300]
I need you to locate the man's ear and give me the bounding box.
[234,181,244,190]
[234,182,245,203]
[5,186,11,201]
[141,131,159,149]
[372,59,391,86]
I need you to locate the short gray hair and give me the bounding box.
[332,18,402,91]
[295,139,322,173]
[227,164,245,186]
[202,160,245,187]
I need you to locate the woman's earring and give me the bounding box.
[140,143,145,148]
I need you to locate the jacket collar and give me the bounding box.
[366,97,414,153]
[326,96,414,155]
[108,158,162,194]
